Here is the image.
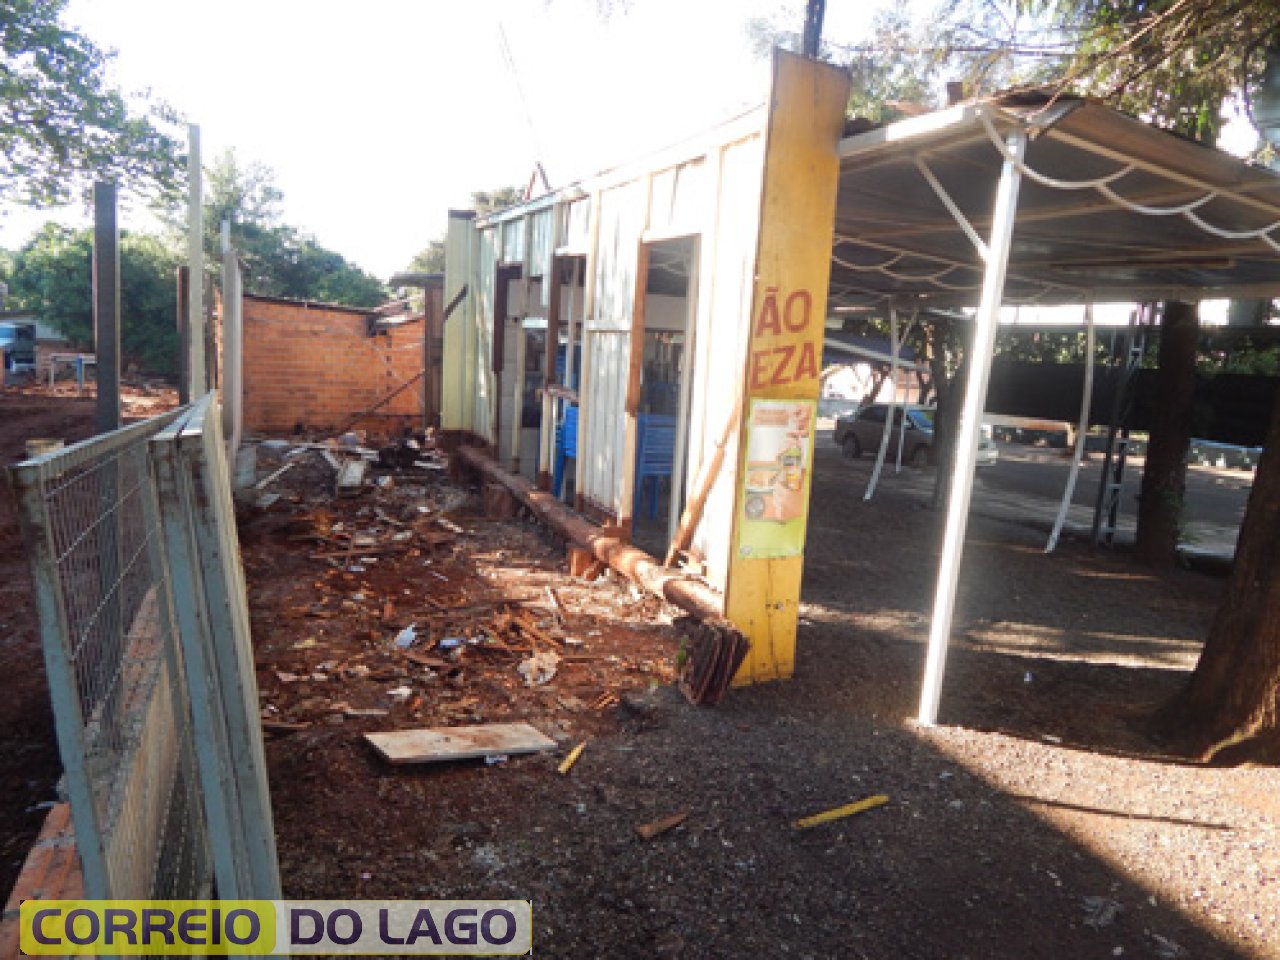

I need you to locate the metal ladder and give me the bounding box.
[1092,304,1152,545]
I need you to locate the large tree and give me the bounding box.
[766,0,1280,756]
[6,222,179,374]
[1048,0,1280,760]
[1,0,183,207]
[197,149,386,308]
[400,185,525,280]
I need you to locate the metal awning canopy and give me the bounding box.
[828,95,1280,728]
[831,96,1280,309]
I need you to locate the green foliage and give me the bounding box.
[405,240,446,276]
[1,0,184,206]
[196,149,387,308]
[1197,337,1280,377]
[119,232,180,372]
[399,186,522,285]
[6,224,91,343]
[750,0,1276,145]
[994,328,1117,364]
[470,186,525,218]
[1043,0,1280,144]
[6,222,179,374]
[749,2,1074,120]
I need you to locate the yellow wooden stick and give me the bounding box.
[794,794,889,829]
[557,741,587,775]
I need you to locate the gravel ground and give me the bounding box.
[249,438,1279,959]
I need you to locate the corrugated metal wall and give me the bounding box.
[580,179,645,511]
[688,134,765,590]
[473,234,497,442]
[464,112,767,588]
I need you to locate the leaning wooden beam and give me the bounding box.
[336,369,426,435]
[455,444,727,624]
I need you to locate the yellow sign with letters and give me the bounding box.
[725,50,850,684]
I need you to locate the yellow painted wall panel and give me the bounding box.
[725,50,850,685]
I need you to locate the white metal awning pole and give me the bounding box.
[918,128,1027,727]
[1045,302,1095,553]
[863,304,900,500]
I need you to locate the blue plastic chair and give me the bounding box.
[553,404,578,498]
[635,413,677,519]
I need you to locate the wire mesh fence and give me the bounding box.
[10,409,209,899]
[9,393,279,904]
[152,394,281,901]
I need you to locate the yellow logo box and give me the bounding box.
[20,900,533,955]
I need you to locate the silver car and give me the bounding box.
[834,404,997,467]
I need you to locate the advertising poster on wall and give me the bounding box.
[736,398,815,559]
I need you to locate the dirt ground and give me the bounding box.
[2,390,1278,958]
[0,385,177,899]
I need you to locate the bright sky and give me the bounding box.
[0,0,884,280]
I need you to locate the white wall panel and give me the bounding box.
[687,135,765,590]
[528,208,554,284]
[456,111,768,569]
[592,181,645,334]
[500,219,525,264]
[474,232,498,445]
[563,197,592,253]
[581,330,629,511]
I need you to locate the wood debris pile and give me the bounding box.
[238,433,679,757]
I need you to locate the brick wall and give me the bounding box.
[241,295,426,438]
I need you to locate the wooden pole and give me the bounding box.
[665,393,742,567]
[336,370,426,436]
[92,183,121,434]
[456,444,729,624]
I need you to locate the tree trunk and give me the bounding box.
[1154,388,1280,762]
[929,318,968,511]
[1134,300,1197,565]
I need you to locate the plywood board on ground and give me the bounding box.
[365,722,556,765]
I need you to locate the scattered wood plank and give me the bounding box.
[558,741,587,775]
[255,460,298,491]
[336,457,368,496]
[262,720,311,734]
[545,586,567,626]
[402,651,452,670]
[308,543,410,561]
[794,794,889,829]
[635,811,689,840]
[512,610,556,647]
[365,722,557,765]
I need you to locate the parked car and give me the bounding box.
[0,321,36,374]
[834,404,998,467]
[817,396,860,420]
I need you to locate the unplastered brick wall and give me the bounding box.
[241,294,425,438]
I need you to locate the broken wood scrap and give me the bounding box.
[545,586,566,624]
[336,457,368,496]
[675,615,751,707]
[794,795,889,829]
[309,543,411,561]
[511,610,557,646]
[255,460,298,491]
[262,720,311,735]
[365,722,557,765]
[402,651,451,670]
[635,811,689,840]
[557,741,587,775]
